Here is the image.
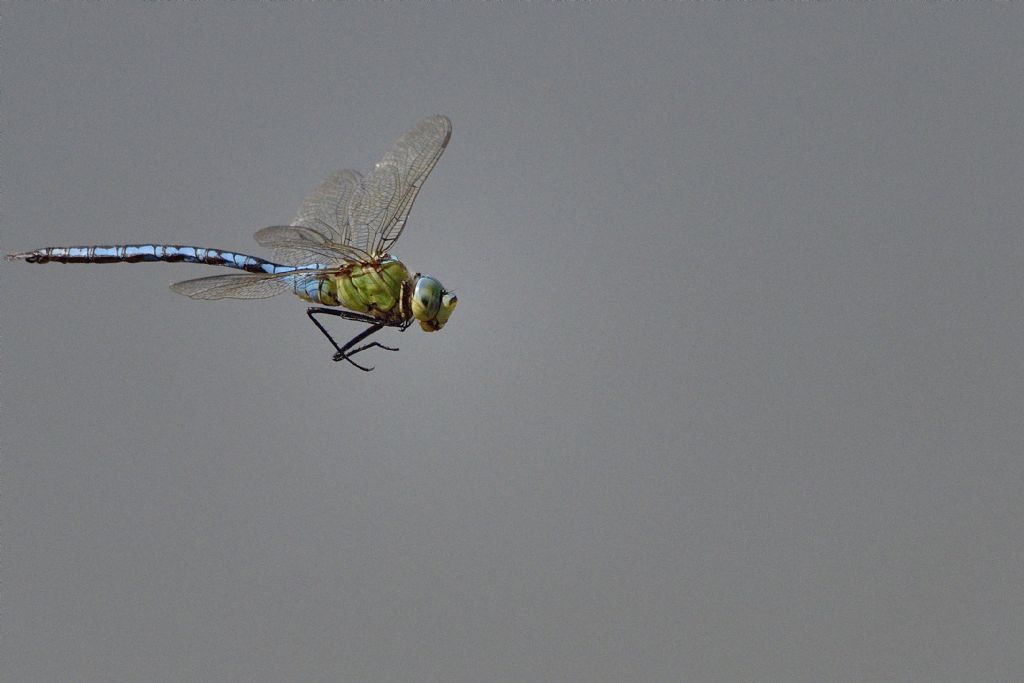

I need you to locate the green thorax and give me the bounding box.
[317,257,411,322]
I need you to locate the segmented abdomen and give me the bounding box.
[292,274,342,307]
[10,244,281,274]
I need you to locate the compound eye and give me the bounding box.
[411,277,442,321]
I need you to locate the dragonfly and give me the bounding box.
[8,115,457,371]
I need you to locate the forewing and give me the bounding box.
[350,115,452,256]
[258,116,450,264]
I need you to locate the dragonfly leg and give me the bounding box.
[306,308,399,371]
[306,307,369,354]
[333,323,395,371]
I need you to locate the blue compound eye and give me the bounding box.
[412,276,442,322]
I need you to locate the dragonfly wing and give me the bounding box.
[290,169,363,246]
[349,115,452,257]
[252,170,367,265]
[346,163,401,255]
[170,272,295,300]
[254,225,367,266]
[257,116,450,264]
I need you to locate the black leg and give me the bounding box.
[306,308,372,354]
[334,322,390,371]
[306,308,400,371]
[306,308,400,355]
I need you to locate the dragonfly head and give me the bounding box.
[411,274,457,332]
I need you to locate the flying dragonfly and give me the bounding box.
[8,115,458,371]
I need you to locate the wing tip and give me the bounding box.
[426,115,453,146]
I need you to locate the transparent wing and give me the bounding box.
[253,225,368,266]
[289,169,363,246]
[253,169,369,266]
[255,116,451,265]
[169,269,325,301]
[350,115,452,256]
[346,164,400,254]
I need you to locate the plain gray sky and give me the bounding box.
[3,4,1023,681]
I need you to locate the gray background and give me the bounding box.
[3,4,1023,682]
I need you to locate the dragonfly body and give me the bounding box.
[14,243,414,321]
[303,256,411,323]
[8,116,458,370]
[12,244,283,272]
